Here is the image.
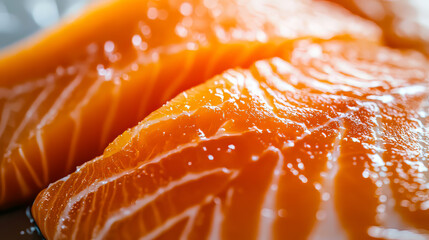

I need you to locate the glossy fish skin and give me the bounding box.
[0,0,381,209]
[32,40,429,240]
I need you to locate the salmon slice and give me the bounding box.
[0,0,381,209]
[32,40,429,239]
[325,0,429,55]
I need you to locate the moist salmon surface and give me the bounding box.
[32,40,429,240]
[0,0,380,209]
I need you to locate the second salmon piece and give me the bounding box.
[32,40,429,239]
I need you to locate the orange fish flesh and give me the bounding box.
[32,40,429,239]
[0,0,381,209]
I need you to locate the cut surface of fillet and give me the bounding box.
[0,0,381,209]
[32,40,429,239]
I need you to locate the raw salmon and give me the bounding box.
[325,0,429,54]
[0,0,380,209]
[32,40,429,240]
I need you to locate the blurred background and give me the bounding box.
[0,0,89,49]
[1,0,428,52]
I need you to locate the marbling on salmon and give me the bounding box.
[0,0,380,209]
[32,40,429,240]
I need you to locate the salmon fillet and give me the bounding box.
[32,40,429,239]
[0,0,380,209]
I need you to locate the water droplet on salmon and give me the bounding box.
[186,42,197,50]
[131,64,139,71]
[175,25,188,37]
[377,204,386,213]
[132,34,142,46]
[316,210,327,220]
[299,175,308,183]
[322,192,330,201]
[270,184,278,191]
[292,169,299,176]
[56,66,65,76]
[362,169,370,178]
[180,2,193,16]
[314,183,322,191]
[104,41,115,53]
[421,200,429,210]
[284,140,295,148]
[147,7,158,20]
[261,208,274,218]
[277,209,287,218]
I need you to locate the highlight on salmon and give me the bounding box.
[0,0,381,209]
[32,40,429,239]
